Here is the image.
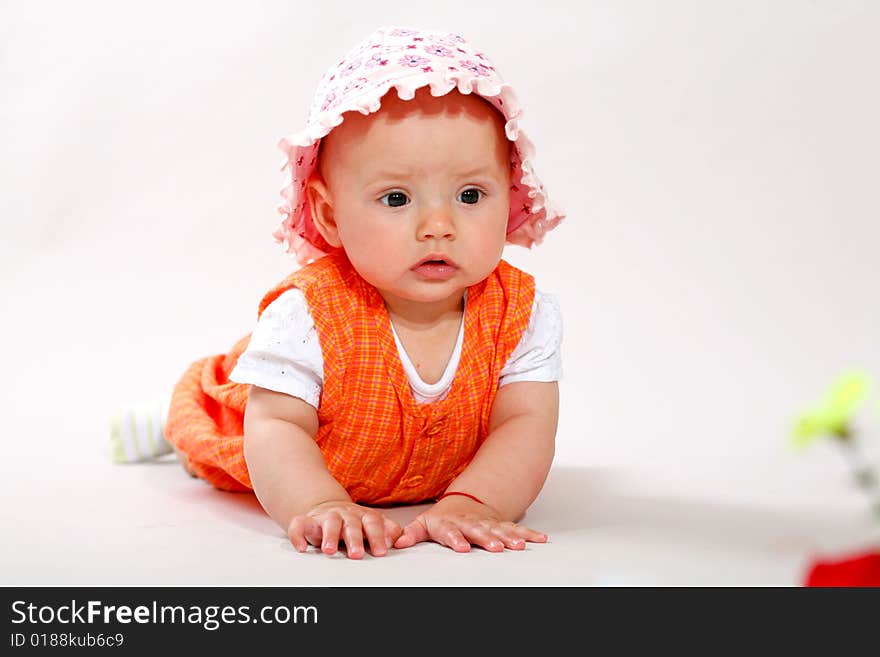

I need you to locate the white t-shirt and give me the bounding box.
[229,287,563,408]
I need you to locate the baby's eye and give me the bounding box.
[458,188,483,204]
[379,191,409,208]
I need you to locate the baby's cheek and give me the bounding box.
[470,222,506,259]
[336,225,374,259]
[341,211,392,247]
[345,250,390,287]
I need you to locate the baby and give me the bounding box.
[110,25,565,559]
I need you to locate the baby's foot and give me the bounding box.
[109,395,174,463]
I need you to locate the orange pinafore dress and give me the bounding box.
[165,251,535,505]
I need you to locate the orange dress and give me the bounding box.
[165,251,535,504]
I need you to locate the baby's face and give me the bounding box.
[307,87,511,315]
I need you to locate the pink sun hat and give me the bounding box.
[274,25,565,265]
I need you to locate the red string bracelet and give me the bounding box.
[437,491,484,505]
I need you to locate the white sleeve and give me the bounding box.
[228,288,324,408]
[498,289,563,386]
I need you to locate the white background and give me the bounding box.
[2,0,878,584]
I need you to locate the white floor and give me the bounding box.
[2,454,875,586]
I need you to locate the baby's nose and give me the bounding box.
[418,211,455,240]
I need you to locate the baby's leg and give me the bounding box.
[109,395,176,463]
[110,394,196,477]
[109,395,198,478]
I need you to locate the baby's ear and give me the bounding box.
[305,175,343,248]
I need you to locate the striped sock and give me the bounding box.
[109,395,174,463]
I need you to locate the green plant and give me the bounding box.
[791,370,880,521]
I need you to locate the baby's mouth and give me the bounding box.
[411,255,459,280]
[414,254,458,268]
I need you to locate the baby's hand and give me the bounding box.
[287,501,403,559]
[393,496,547,553]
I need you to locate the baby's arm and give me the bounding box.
[395,380,558,552]
[243,385,402,558]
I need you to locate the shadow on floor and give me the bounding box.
[530,465,874,556]
[142,460,874,556]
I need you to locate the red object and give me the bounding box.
[437,491,485,505]
[804,549,880,587]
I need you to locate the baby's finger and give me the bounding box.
[459,523,504,553]
[320,514,343,555]
[433,522,471,553]
[509,524,548,543]
[492,529,526,550]
[342,519,366,560]
[489,527,527,550]
[287,515,320,553]
[360,512,388,557]
[384,516,403,548]
[393,518,429,549]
